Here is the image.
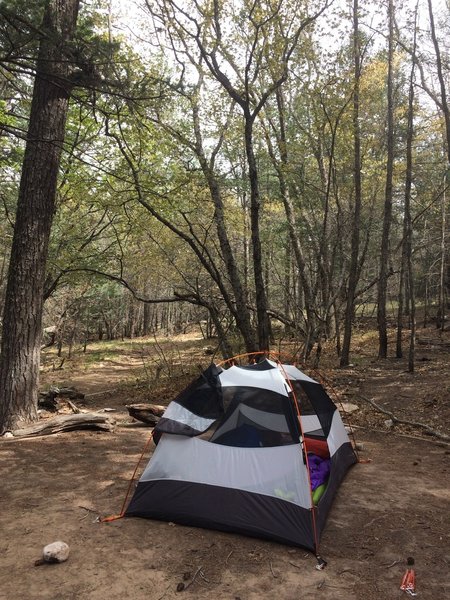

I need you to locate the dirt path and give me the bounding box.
[0,428,448,600]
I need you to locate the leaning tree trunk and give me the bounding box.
[191,100,258,352]
[0,0,80,433]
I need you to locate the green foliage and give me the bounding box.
[2,0,449,356]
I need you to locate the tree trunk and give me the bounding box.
[340,0,362,367]
[426,0,449,330]
[439,179,448,332]
[192,101,257,352]
[377,0,395,359]
[396,261,405,358]
[0,0,80,433]
[404,9,418,373]
[143,297,152,336]
[427,0,450,165]
[269,88,318,356]
[397,8,417,373]
[245,114,271,351]
[283,238,292,335]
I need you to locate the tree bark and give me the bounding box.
[427,0,450,328]
[126,403,165,425]
[191,99,257,352]
[244,113,272,351]
[377,0,395,359]
[268,88,317,356]
[340,0,362,367]
[399,7,418,371]
[11,413,115,438]
[396,258,405,358]
[0,0,80,433]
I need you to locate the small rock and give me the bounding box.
[43,541,70,563]
[340,402,359,414]
[2,431,14,438]
[384,419,394,429]
[355,443,365,451]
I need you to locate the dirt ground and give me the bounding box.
[0,328,449,600]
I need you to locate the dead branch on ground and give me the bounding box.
[359,396,449,441]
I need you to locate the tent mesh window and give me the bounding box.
[209,386,300,448]
[290,381,315,415]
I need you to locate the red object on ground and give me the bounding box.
[400,568,416,594]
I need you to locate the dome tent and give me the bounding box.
[125,358,357,559]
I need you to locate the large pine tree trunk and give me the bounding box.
[0,0,80,433]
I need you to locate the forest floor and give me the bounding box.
[0,326,449,600]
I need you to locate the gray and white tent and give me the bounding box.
[125,358,357,555]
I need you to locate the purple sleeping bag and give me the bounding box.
[308,453,331,491]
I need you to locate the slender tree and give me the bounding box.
[340,0,362,367]
[427,0,449,330]
[396,3,418,361]
[377,0,395,359]
[403,5,418,372]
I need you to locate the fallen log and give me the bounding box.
[126,403,165,426]
[11,413,116,438]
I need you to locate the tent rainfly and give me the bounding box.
[125,358,357,559]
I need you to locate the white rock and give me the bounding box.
[43,541,70,563]
[384,419,394,429]
[2,432,14,438]
[339,402,359,414]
